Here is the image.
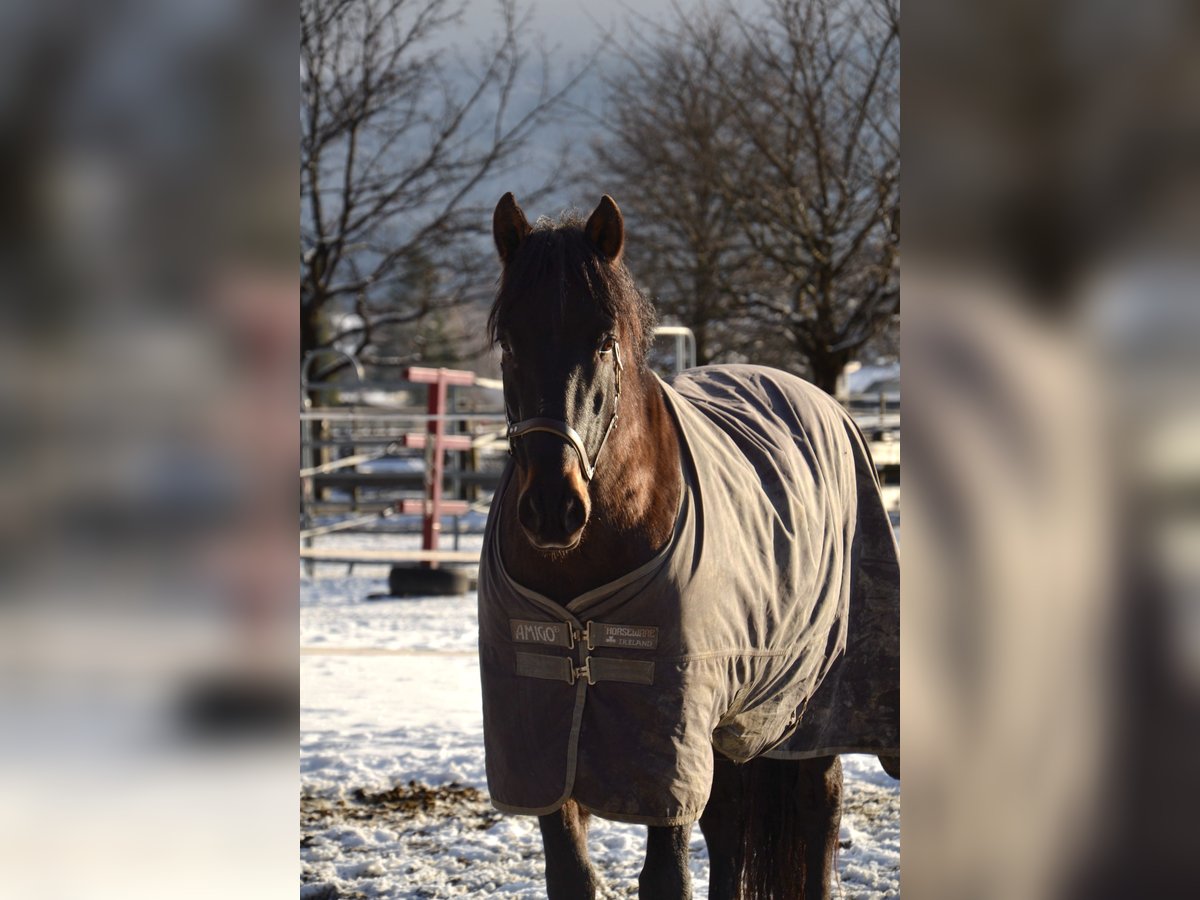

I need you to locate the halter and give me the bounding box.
[506,340,623,482]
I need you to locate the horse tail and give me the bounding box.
[738,755,842,900]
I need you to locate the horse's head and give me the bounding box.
[488,192,653,552]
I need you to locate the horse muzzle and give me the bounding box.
[516,462,590,551]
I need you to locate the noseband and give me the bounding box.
[505,341,623,482]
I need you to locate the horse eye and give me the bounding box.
[499,339,512,355]
[598,336,615,354]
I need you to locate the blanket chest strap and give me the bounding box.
[514,652,655,686]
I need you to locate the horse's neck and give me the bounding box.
[499,367,682,604]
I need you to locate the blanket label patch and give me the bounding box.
[510,619,572,648]
[589,622,659,651]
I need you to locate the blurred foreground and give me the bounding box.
[905,0,1200,896]
[0,1,297,897]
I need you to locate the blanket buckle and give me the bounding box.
[568,657,595,686]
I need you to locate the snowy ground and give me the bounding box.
[301,571,900,898]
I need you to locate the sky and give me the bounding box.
[457,0,684,59]
[445,0,713,215]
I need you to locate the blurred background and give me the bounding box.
[298,0,899,390]
[0,0,1196,895]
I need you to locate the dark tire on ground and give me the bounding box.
[386,566,470,597]
[878,755,900,779]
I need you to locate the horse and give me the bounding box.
[477,193,900,900]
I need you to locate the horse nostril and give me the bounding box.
[563,494,585,536]
[518,492,542,533]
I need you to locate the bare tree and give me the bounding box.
[592,0,899,391]
[589,12,756,365]
[300,0,582,378]
[726,0,899,392]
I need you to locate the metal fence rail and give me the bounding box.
[300,359,509,574]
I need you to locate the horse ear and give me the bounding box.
[585,195,624,262]
[493,192,531,264]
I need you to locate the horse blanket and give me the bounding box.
[478,365,899,825]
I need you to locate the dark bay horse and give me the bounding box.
[479,193,897,899]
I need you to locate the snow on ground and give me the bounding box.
[301,572,900,898]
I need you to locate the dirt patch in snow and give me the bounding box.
[844,780,900,829]
[301,781,507,858]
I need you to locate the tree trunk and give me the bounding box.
[301,296,323,363]
[693,321,709,368]
[808,351,847,397]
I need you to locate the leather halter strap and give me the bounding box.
[506,341,623,482]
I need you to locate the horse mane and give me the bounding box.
[486,211,657,365]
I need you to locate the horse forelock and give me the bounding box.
[488,213,655,362]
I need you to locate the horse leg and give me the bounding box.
[639,824,692,899]
[794,755,843,900]
[539,799,599,900]
[699,755,744,900]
